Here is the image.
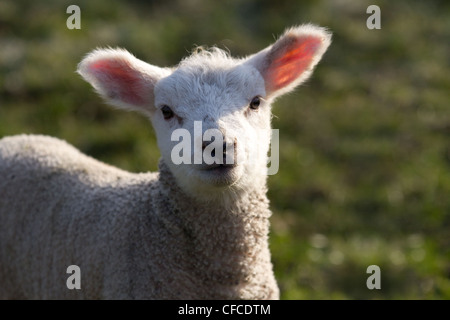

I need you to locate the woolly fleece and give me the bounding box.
[0,135,277,299]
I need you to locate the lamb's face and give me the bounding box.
[77,24,331,200]
[151,57,273,195]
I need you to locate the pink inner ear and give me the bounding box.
[266,36,321,92]
[89,59,145,106]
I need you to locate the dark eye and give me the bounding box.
[161,105,174,120]
[249,96,261,110]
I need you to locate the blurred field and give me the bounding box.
[0,0,449,299]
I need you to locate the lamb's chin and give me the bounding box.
[169,163,244,200]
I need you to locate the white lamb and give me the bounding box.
[0,24,331,299]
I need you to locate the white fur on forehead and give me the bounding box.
[155,47,265,112]
[178,47,238,70]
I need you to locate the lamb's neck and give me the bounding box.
[157,160,273,293]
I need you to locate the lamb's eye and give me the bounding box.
[161,105,174,120]
[249,96,261,110]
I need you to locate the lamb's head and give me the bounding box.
[77,24,331,200]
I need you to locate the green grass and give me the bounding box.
[1,0,449,299]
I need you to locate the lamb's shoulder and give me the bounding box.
[0,134,162,299]
[0,134,160,219]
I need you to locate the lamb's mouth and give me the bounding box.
[196,163,240,186]
[200,163,236,171]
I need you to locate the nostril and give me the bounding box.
[202,139,235,162]
[202,140,210,150]
[202,140,216,158]
[223,140,237,165]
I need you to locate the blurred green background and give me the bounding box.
[0,0,449,299]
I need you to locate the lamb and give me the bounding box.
[0,24,331,299]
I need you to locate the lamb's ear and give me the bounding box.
[77,48,171,115]
[246,24,331,99]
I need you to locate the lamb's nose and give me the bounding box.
[202,141,227,158]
